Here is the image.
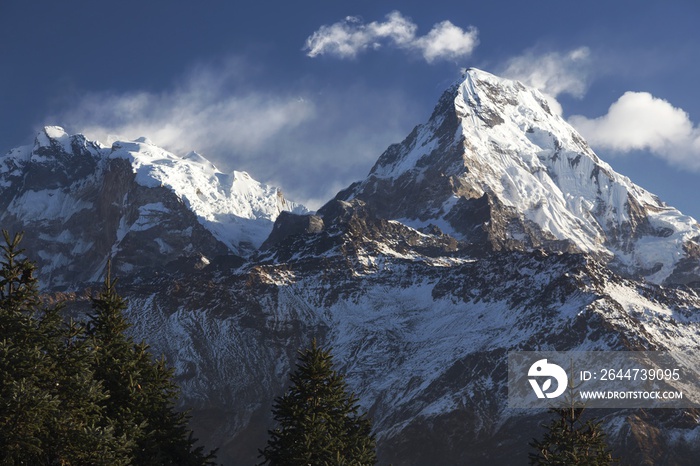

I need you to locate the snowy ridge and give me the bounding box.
[109,138,307,252]
[115,229,700,464]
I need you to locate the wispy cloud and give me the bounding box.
[569,92,700,170]
[501,47,591,98]
[54,59,417,209]
[61,60,315,156]
[304,11,478,63]
[499,46,592,115]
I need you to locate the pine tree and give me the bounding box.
[259,340,376,466]
[87,266,217,465]
[0,230,50,464]
[0,231,215,464]
[39,309,131,465]
[0,230,129,465]
[529,405,617,465]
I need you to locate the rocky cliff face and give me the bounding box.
[5,70,700,465]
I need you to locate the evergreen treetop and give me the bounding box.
[259,339,377,466]
[0,230,130,465]
[529,404,618,465]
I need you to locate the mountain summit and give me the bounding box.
[337,68,700,285]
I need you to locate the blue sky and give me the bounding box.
[2,1,700,218]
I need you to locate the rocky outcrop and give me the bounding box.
[260,211,324,250]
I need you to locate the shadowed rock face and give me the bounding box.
[260,211,324,250]
[5,71,700,465]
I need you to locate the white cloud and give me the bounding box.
[368,11,417,46]
[569,92,700,170]
[304,11,478,63]
[414,21,479,63]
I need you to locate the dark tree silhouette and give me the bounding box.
[259,340,376,465]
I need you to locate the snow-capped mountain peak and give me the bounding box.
[35,125,71,151]
[338,68,700,285]
[0,127,307,287]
